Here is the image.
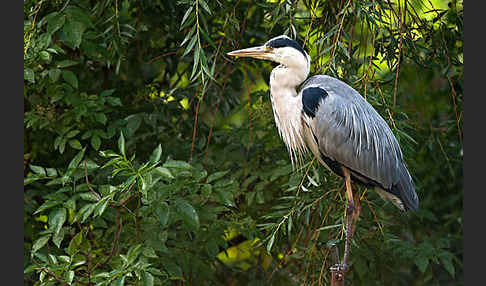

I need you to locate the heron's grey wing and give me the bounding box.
[300,75,418,211]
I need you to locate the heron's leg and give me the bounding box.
[329,167,356,284]
[341,167,355,270]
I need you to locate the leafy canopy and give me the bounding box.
[24,0,462,285]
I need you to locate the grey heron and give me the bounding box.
[227,35,419,273]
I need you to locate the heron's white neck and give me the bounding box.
[269,63,310,167]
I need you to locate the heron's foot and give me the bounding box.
[329,264,349,283]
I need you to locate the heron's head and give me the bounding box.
[227,35,310,71]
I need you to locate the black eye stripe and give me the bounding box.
[266,37,307,58]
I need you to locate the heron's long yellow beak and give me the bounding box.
[227,46,275,61]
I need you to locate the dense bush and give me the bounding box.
[24,0,462,285]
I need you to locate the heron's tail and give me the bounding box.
[392,163,419,211]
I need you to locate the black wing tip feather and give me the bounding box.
[393,166,419,212]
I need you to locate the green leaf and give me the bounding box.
[182,35,197,57]
[40,51,51,61]
[127,244,142,264]
[163,160,192,170]
[114,275,126,286]
[79,192,100,202]
[125,114,142,135]
[48,207,67,235]
[59,139,67,154]
[180,26,196,47]
[206,170,229,183]
[65,271,74,285]
[56,60,79,68]
[315,224,342,232]
[106,96,122,106]
[73,203,96,223]
[52,227,66,248]
[180,6,194,27]
[201,184,212,197]
[414,255,429,273]
[266,234,275,253]
[32,235,51,254]
[179,12,195,30]
[215,189,234,207]
[175,199,200,231]
[91,135,101,150]
[164,262,183,278]
[47,13,66,35]
[46,168,57,177]
[66,148,86,176]
[34,201,61,215]
[30,165,46,176]
[200,27,216,49]
[38,33,52,50]
[100,89,116,97]
[94,113,108,125]
[149,144,162,164]
[85,159,100,169]
[65,6,93,28]
[62,20,85,49]
[94,196,110,217]
[190,45,200,80]
[142,247,158,258]
[24,264,38,274]
[199,0,212,15]
[66,130,80,138]
[154,167,174,180]
[142,272,154,286]
[68,139,82,150]
[118,132,125,156]
[439,252,455,277]
[287,215,293,237]
[153,201,170,228]
[24,176,40,186]
[46,47,61,54]
[24,68,35,83]
[67,231,83,256]
[337,41,350,59]
[48,68,61,82]
[61,70,78,89]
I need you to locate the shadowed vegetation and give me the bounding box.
[24,0,462,285]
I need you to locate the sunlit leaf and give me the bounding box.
[118,131,125,156]
[48,207,67,234]
[182,35,197,57]
[32,235,51,254]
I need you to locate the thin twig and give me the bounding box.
[204,66,234,163]
[146,42,218,65]
[392,0,405,107]
[363,16,376,100]
[84,160,102,200]
[242,63,252,175]
[92,208,123,271]
[326,0,352,73]
[32,260,89,285]
[303,0,322,48]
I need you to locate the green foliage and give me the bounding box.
[25,0,462,285]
